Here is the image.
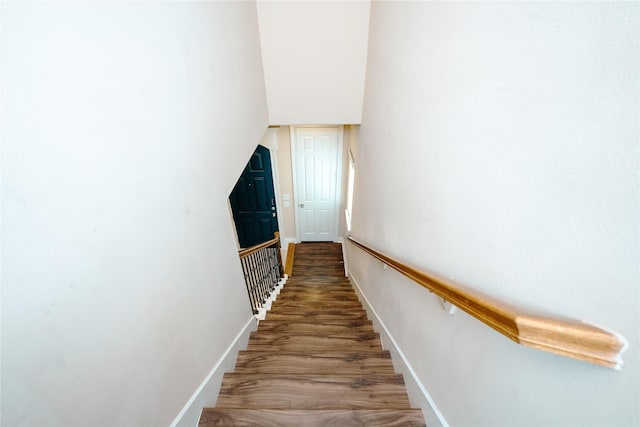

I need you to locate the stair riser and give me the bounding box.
[281,282,352,288]
[262,313,369,321]
[250,331,380,340]
[257,324,375,335]
[258,319,374,327]
[247,340,382,352]
[292,272,346,278]
[269,305,365,314]
[271,297,363,305]
[276,290,358,297]
[199,409,426,427]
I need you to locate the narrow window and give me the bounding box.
[345,149,355,232]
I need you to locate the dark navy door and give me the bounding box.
[229,145,278,248]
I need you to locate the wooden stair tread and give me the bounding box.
[246,335,383,352]
[275,292,360,301]
[198,242,425,426]
[271,298,363,306]
[284,277,349,282]
[217,374,412,409]
[272,298,362,311]
[199,408,426,427]
[234,351,396,374]
[251,330,377,339]
[258,318,373,325]
[267,304,367,319]
[284,279,350,284]
[277,288,355,292]
[280,286,352,291]
[292,270,345,277]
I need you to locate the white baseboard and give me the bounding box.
[170,317,257,427]
[349,275,449,427]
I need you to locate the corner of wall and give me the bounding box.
[170,318,257,427]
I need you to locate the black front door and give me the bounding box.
[229,145,278,248]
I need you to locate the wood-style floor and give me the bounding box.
[199,242,426,426]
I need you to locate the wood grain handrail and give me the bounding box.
[239,232,280,259]
[347,235,627,369]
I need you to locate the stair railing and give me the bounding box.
[347,235,627,369]
[239,232,287,320]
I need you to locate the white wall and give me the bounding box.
[348,1,639,426]
[256,0,370,125]
[273,127,297,239]
[1,1,268,425]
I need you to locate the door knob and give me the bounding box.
[299,203,304,208]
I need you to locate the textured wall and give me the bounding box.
[1,2,268,425]
[256,0,370,125]
[348,2,639,425]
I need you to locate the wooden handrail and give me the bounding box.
[347,235,627,369]
[239,232,280,259]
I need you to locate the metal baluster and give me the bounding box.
[254,250,264,308]
[240,256,255,314]
[269,246,279,288]
[238,233,286,317]
[259,248,269,304]
[249,252,260,312]
[266,247,275,294]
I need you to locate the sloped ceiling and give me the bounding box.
[256,0,370,125]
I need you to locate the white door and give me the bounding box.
[292,127,342,242]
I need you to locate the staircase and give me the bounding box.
[199,242,426,426]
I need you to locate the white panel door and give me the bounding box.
[294,127,341,242]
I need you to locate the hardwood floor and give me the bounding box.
[199,242,426,426]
